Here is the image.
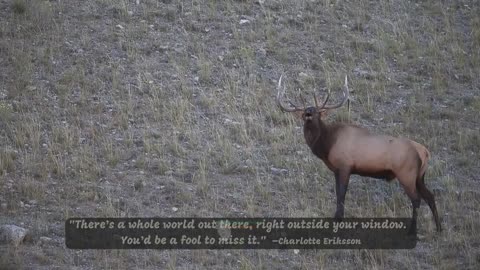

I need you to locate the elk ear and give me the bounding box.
[319,109,329,119]
[292,110,304,119]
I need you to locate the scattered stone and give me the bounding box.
[157,45,169,52]
[172,207,178,212]
[240,15,254,21]
[0,225,29,247]
[150,129,162,139]
[239,19,250,25]
[353,67,375,81]
[224,119,241,126]
[256,48,267,58]
[271,167,288,175]
[39,236,53,245]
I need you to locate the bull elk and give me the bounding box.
[276,74,441,234]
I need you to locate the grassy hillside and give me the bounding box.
[0,0,479,269]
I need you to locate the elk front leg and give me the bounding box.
[334,169,350,220]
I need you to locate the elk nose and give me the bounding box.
[304,107,316,116]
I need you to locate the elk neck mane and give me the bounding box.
[303,117,343,160]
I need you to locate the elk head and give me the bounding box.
[276,74,350,137]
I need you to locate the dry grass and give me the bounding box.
[0,0,479,269]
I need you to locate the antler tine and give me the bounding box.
[320,88,330,109]
[300,93,307,109]
[276,74,304,112]
[322,75,350,109]
[313,92,319,108]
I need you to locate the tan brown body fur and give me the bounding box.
[305,118,423,195]
[409,139,431,178]
[302,107,441,234]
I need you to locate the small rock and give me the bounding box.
[224,119,241,126]
[116,24,124,30]
[257,48,267,58]
[172,207,178,212]
[293,249,300,254]
[149,129,162,138]
[0,225,29,247]
[271,167,288,175]
[39,236,53,245]
[240,15,254,21]
[239,19,250,25]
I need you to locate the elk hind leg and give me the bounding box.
[416,173,442,232]
[398,174,420,235]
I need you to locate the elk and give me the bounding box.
[276,74,441,234]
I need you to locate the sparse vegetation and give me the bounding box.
[0,0,479,269]
[11,0,26,14]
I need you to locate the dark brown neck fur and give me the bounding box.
[303,118,341,161]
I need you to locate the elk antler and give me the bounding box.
[277,74,350,112]
[276,74,304,112]
[317,75,350,110]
